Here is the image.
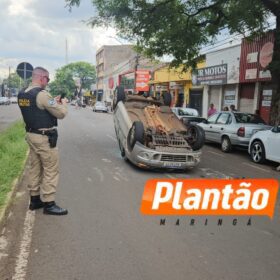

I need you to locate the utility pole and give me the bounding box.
[134,54,140,93]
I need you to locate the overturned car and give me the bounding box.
[113,87,204,170]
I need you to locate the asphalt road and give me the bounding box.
[1,106,280,280]
[0,103,21,132]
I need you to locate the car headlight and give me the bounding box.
[138,152,151,160]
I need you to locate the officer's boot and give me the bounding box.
[43,202,68,216]
[29,195,44,210]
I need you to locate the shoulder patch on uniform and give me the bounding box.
[48,98,56,106]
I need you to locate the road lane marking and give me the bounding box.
[242,162,271,173]
[107,134,117,143]
[12,208,35,280]
[206,151,225,157]
[115,172,128,182]
[92,167,104,182]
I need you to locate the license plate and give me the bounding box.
[163,162,182,168]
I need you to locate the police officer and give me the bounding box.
[18,67,68,215]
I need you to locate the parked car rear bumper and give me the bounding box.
[127,142,201,169]
[230,136,250,147]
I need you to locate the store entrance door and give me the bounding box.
[189,90,203,116]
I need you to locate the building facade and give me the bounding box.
[96,45,136,100]
[239,32,274,123]
[197,44,241,117]
[151,62,205,113]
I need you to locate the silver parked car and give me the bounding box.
[198,111,271,152]
[113,87,204,170]
[93,101,108,113]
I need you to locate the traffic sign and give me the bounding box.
[16,62,33,80]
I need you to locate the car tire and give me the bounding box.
[127,121,145,152]
[221,136,232,153]
[113,86,125,110]
[186,125,205,151]
[250,140,266,164]
[162,92,172,106]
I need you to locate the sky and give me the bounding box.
[0,0,276,82]
[0,0,124,80]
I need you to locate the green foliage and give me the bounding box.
[49,61,96,97]
[0,122,28,209]
[65,0,272,69]
[66,0,280,124]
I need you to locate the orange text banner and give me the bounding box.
[140,179,279,218]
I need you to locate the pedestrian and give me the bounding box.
[208,103,217,117]
[230,104,237,111]
[18,67,68,215]
[223,106,229,111]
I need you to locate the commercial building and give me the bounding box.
[239,31,274,123]
[150,62,205,114]
[103,55,162,104]
[194,44,241,117]
[96,45,136,100]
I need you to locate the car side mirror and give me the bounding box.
[202,119,208,124]
[272,126,280,133]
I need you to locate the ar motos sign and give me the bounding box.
[140,179,278,218]
[193,64,227,85]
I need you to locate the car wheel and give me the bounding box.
[250,141,266,164]
[113,86,125,110]
[162,92,172,106]
[127,121,145,152]
[221,136,232,153]
[186,125,205,151]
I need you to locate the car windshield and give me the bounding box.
[177,108,199,117]
[234,113,266,124]
[96,102,105,106]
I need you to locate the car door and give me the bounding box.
[265,126,280,162]
[203,113,220,141]
[213,113,231,142]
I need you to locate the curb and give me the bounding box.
[0,150,29,227]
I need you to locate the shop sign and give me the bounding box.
[193,64,227,85]
[120,72,135,91]
[224,90,236,106]
[135,70,150,91]
[259,70,272,79]
[155,85,168,91]
[245,69,257,80]
[260,42,274,68]
[169,81,184,90]
[247,52,258,63]
[262,89,272,107]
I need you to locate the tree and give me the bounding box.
[66,0,280,124]
[2,73,23,89]
[49,62,96,98]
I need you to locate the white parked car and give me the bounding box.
[0,96,11,105]
[171,107,206,126]
[10,96,18,104]
[93,101,108,113]
[249,126,280,164]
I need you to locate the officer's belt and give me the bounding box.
[27,128,56,135]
